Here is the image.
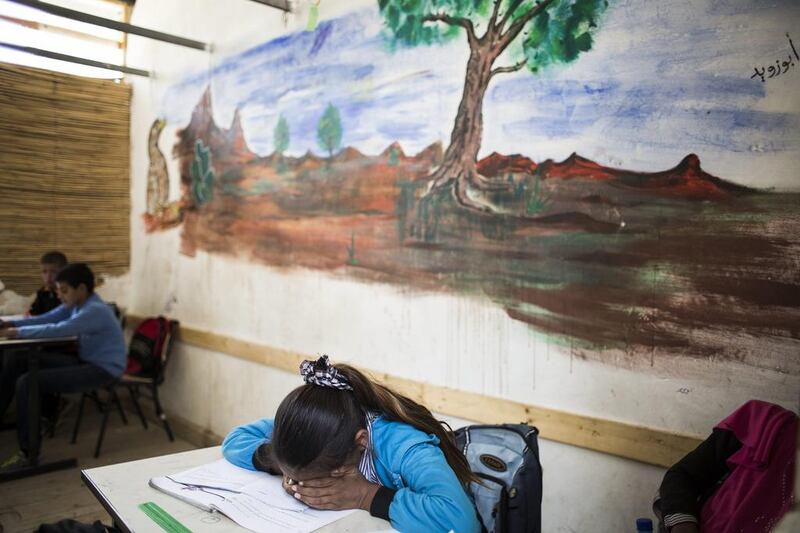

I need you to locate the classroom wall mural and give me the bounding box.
[146,0,800,374]
[144,118,184,231]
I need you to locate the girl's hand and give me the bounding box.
[290,466,379,511]
[282,475,297,496]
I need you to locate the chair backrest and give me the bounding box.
[157,319,180,385]
[125,316,178,381]
[107,302,126,329]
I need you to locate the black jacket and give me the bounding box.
[29,288,61,316]
[657,428,742,529]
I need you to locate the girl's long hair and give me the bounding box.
[271,363,476,485]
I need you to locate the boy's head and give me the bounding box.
[55,263,94,308]
[39,251,68,290]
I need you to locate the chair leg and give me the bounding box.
[111,388,128,425]
[128,385,148,429]
[89,391,103,413]
[152,384,174,442]
[71,393,87,444]
[94,397,111,458]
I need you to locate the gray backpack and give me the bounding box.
[454,424,542,533]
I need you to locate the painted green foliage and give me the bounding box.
[346,230,358,265]
[191,139,214,205]
[306,1,320,31]
[378,0,608,73]
[388,145,400,166]
[525,173,547,214]
[378,0,471,45]
[524,0,608,71]
[274,114,290,155]
[317,103,343,159]
[274,114,290,173]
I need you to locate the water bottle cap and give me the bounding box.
[636,518,654,531]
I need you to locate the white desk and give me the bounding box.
[82,446,395,533]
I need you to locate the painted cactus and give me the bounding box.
[191,139,214,206]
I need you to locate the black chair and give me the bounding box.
[119,318,179,443]
[71,318,179,457]
[69,384,128,457]
[107,302,126,330]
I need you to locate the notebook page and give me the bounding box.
[153,459,357,532]
[149,476,224,511]
[213,492,355,533]
[169,458,266,491]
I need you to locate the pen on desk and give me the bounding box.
[164,475,243,494]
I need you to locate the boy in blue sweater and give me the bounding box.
[0,263,126,470]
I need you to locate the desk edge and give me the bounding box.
[81,469,134,533]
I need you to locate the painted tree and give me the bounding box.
[274,114,290,173]
[317,103,343,161]
[191,139,214,206]
[379,0,608,212]
[274,114,290,155]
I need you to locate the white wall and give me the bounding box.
[0,272,131,316]
[126,1,799,532]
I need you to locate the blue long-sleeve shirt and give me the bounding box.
[222,417,480,533]
[12,293,126,377]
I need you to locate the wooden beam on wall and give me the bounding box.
[129,315,702,468]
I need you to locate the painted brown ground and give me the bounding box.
[152,91,800,374]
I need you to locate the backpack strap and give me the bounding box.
[158,318,179,380]
[495,483,509,533]
[462,426,471,454]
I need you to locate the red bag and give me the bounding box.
[125,317,173,377]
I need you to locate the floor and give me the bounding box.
[0,396,196,532]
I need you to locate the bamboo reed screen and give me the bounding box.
[0,63,131,295]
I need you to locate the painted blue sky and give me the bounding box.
[161,0,800,189]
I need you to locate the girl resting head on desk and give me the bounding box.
[222,355,481,533]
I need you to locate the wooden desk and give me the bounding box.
[0,336,79,482]
[82,446,395,532]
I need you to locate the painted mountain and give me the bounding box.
[153,89,800,374]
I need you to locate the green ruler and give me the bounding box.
[138,501,193,533]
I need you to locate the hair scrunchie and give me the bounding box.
[299,355,353,391]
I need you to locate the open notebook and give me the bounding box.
[149,459,356,533]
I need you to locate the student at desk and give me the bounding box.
[222,355,481,533]
[29,250,69,316]
[655,400,797,533]
[21,250,72,425]
[0,263,126,471]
